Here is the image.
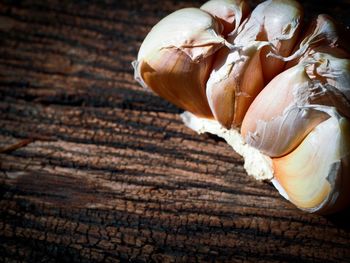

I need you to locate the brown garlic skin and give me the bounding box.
[134,0,350,214]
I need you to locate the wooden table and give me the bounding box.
[1,0,349,262]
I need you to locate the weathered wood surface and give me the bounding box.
[0,0,350,262]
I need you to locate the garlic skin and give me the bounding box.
[206,42,265,128]
[284,15,350,68]
[241,49,350,157]
[206,0,303,128]
[134,8,227,118]
[235,0,303,83]
[241,64,327,157]
[272,111,350,214]
[200,0,250,36]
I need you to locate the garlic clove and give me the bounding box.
[241,52,350,157]
[272,112,350,214]
[137,51,214,117]
[134,8,227,118]
[206,44,265,128]
[200,0,250,36]
[241,64,327,157]
[205,46,237,127]
[258,0,303,83]
[234,0,303,82]
[137,8,225,63]
[206,0,303,128]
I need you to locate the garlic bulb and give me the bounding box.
[134,0,350,214]
[206,0,303,128]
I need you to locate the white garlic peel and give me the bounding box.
[134,0,350,213]
[200,0,250,36]
[137,8,226,62]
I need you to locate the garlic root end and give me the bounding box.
[181,111,274,181]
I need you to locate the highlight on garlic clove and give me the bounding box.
[272,110,350,214]
[241,52,350,157]
[206,0,303,128]
[200,0,250,36]
[133,7,227,118]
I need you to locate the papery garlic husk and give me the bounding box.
[254,0,303,83]
[133,8,229,119]
[241,52,350,157]
[206,0,303,128]
[272,110,350,214]
[281,14,350,68]
[200,0,250,36]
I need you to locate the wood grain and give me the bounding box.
[0,0,350,262]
